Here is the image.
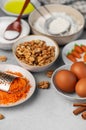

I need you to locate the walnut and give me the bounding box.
[46,70,54,78]
[0,56,7,62]
[38,81,50,89]
[0,114,5,120]
[15,40,55,66]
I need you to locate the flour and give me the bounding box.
[34,12,80,36]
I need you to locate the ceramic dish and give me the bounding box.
[0,16,30,50]
[12,35,59,72]
[1,0,40,17]
[0,64,36,107]
[29,4,85,45]
[62,39,86,64]
[51,64,86,101]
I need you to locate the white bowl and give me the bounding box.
[12,35,60,72]
[0,64,36,107]
[0,16,30,50]
[29,4,85,45]
[62,39,86,64]
[51,64,86,101]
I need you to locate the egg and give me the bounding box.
[54,69,77,93]
[75,78,86,97]
[70,61,86,79]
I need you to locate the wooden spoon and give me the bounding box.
[4,0,30,40]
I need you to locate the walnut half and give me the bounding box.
[38,81,50,89]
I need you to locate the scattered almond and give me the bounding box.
[0,56,7,62]
[38,81,50,89]
[0,113,5,120]
[46,70,54,78]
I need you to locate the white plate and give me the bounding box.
[62,39,86,64]
[1,0,41,17]
[51,64,86,101]
[0,64,36,107]
[0,16,30,50]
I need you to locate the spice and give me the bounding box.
[73,103,86,107]
[0,71,31,104]
[73,107,86,115]
[81,111,86,120]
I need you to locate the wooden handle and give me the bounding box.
[17,0,30,21]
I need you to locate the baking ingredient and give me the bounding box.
[4,30,19,40]
[46,70,54,78]
[83,53,86,62]
[0,56,7,62]
[66,44,86,62]
[81,111,86,120]
[81,45,86,52]
[74,44,83,54]
[73,106,86,115]
[15,40,55,66]
[38,81,50,89]
[48,16,70,34]
[71,50,81,58]
[70,61,86,79]
[73,103,86,107]
[34,12,79,36]
[67,53,77,62]
[54,70,77,93]
[75,78,86,97]
[4,0,34,15]
[0,114,5,120]
[0,71,31,104]
[73,102,86,120]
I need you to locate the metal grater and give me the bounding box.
[0,71,17,92]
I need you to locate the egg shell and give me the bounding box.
[75,78,86,97]
[54,69,77,93]
[70,61,86,79]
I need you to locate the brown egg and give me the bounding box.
[75,78,86,97]
[70,61,86,79]
[54,69,77,93]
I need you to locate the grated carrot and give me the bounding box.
[0,71,31,105]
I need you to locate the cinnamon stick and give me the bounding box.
[81,111,86,120]
[73,107,86,115]
[73,103,86,107]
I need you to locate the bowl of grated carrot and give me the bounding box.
[62,39,86,64]
[0,64,36,107]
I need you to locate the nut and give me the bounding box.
[46,70,54,78]
[15,40,55,66]
[0,114,5,120]
[0,56,7,62]
[38,81,50,89]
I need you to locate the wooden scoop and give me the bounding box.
[4,0,30,40]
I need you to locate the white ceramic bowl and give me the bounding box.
[51,64,86,101]
[0,64,36,107]
[0,16,30,50]
[12,35,60,72]
[62,39,86,64]
[29,4,85,45]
